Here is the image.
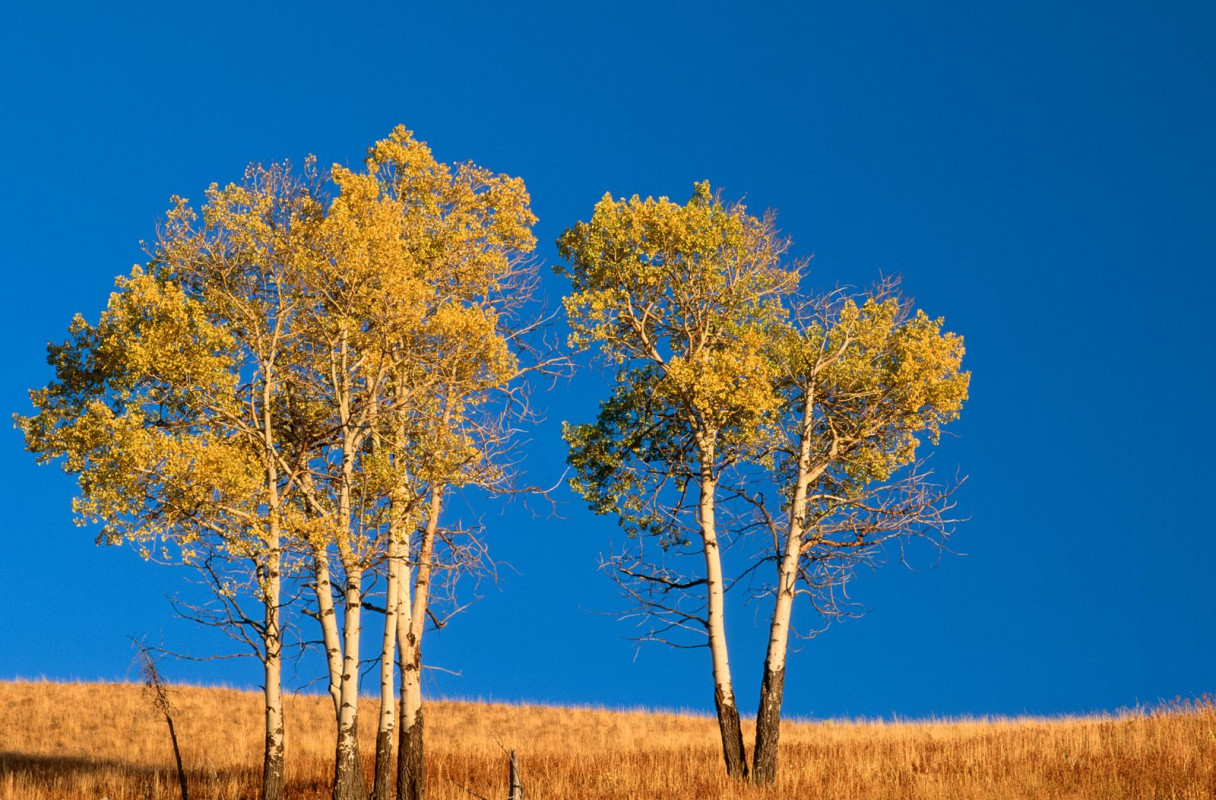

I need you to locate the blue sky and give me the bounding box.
[2,1,1214,720]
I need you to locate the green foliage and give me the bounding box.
[563,365,693,545]
[558,183,797,543]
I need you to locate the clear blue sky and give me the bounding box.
[3,1,1213,720]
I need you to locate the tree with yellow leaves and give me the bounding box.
[748,280,969,784]
[558,182,798,779]
[559,187,969,784]
[290,127,540,800]
[19,126,547,800]
[18,159,323,800]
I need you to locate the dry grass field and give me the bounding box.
[0,680,1212,800]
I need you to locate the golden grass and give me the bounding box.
[1,680,1212,799]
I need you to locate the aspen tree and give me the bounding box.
[558,183,796,779]
[18,160,322,800]
[21,128,545,800]
[748,286,968,784]
[289,127,539,800]
[560,187,969,784]
[282,159,420,800]
[360,127,539,800]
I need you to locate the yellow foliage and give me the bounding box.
[559,183,795,446]
[18,125,539,573]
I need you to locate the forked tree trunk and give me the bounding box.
[697,441,748,780]
[397,484,442,800]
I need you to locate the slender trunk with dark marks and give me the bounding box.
[330,328,367,800]
[262,721,285,800]
[713,683,748,780]
[397,623,426,800]
[260,369,286,800]
[696,436,748,780]
[396,483,442,800]
[332,566,367,800]
[310,535,365,800]
[261,553,285,800]
[372,440,403,800]
[372,571,400,800]
[752,387,829,786]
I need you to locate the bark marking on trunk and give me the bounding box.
[332,720,367,800]
[397,707,426,800]
[312,549,344,719]
[713,683,749,781]
[751,665,786,785]
[372,728,393,800]
[373,527,403,800]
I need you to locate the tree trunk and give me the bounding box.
[712,681,748,780]
[333,720,366,800]
[312,550,344,717]
[330,347,367,800]
[696,440,748,780]
[260,371,286,800]
[312,549,366,800]
[396,484,441,800]
[396,675,425,800]
[372,533,403,800]
[372,728,393,800]
[261,545,285,800]
[752,389,826,786]
[752,664,786,785]
[396,601,426,800]
[332,566,367,800]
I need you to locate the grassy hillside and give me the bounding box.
[1,680,1212,799]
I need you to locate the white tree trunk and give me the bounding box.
[328,330,368,800]
[753,388,832,785]
[261,537,285,800]
[372,529,403,800]
[333,564,366,800]
[397,484,441,800]
[696,438,748,780]
[260,373,286,800]
[312,549,344,718]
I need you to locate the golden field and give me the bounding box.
[0,680,1212,799]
